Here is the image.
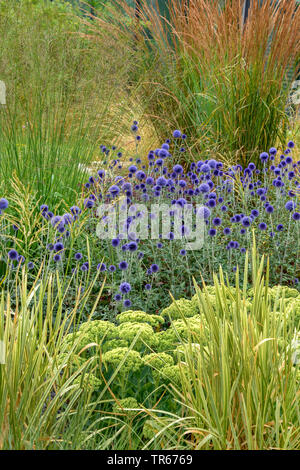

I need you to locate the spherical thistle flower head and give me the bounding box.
[128,241,138,252]
[53,253,61,262]
[173,130,181,138]
[285,200,296,211]
[242,216,251,227]
[265,205,274,214]
[97,263,107,272]
[269,147,277,156]
[180,249,187,256]
[157,176,167,187]
[168,231,175,240]
[84,198,94,209]
[259,222,267,231]
[119,282,131,294]
[123,299,132,308]
[17,255,25,264]
[287,141,295,149]
[251,209,259,218]
[119,260,128,271]
[114,293,122,301]
[213,217,221,226]
[223,227,231,235]
[8,249,18,261]
[221,205,227,212]
[111,238,120,248]
[207,199,216,208]
[70,205,81,216]
[40,204,48,212]
[157,242,163,249]
[150,263,159,273]
[12,224,19,231]
[199,183,210,193]
[208,228,216,236]
[241,247,246,254]
[27,261,34,270]
[248,162,256,171]
[131,124,138,132]
[201,164,210,173]
[109,264,116,272]
[145,284,152,291]
[109,185,120,197]
[54,242,64,253]
[0,198,9,210]
[74,252,83,261]
[260,152,269,162]
[285,156,293,165]
[292,212,300,221]
[276,224,284,231]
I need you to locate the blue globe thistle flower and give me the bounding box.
[242,216,251,227]
[240,247,246,254]
[8,249,18,261]
[70,205,81,215]
[251,209,259,218]
[123,299,132,308]
[180,249,187,255]
[109,265,116,272]
[47,243,54,251]
[27,262,34,270]
[119,282,131,294]
[145,284,152,291]
[54,242,64,253]
[40,204,48,212]
[119,261,128,270]
[75,252,83,260]
[201,164,210,173]
[109,185,120,197]
[259,222,267,230]
[208,228,216,236]
[285,200,296,211]
[207,199,216,208]
[114,293,122,301]
[221,205,227,212]
[157,242,163,248]
[157,176,167,187]
[269,147,277,155]
[0,198,9,210]
[173,130,182,138]
[223,227,231,235]
[137,251,144,259]
[112,238,120,247]
[199,183,210,193]
[287,141,295,149]
[131,124,138,132]
[53,254,61,262]
[265,205,274,214]
[292,212,300,221]
[17,255,25,264]
[150,264,159,273]
[128,241,138,252]
[97,263,107,272]
[213,217,222,226]
[260,152,269,162]
[276,224,284,231]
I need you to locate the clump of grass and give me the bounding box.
[0,0,142,204]
[109,0,300,167]
[143,243,300,450]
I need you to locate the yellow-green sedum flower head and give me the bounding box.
[116,310,164,328]
[102,347,143,374]
[161,298,199,320]
[116,322,159,350]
